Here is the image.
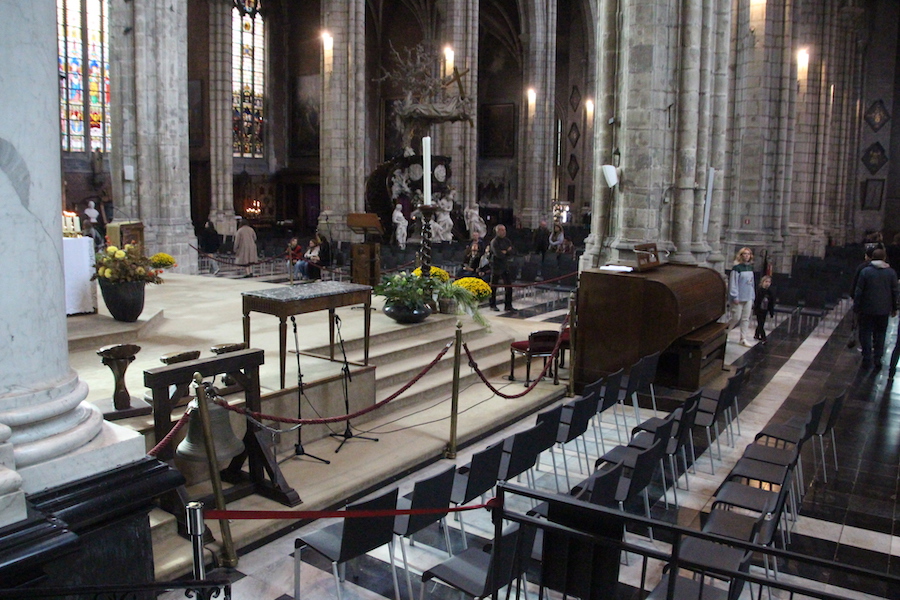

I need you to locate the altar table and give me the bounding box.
[242,281,372,388]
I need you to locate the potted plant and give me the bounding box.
[374,271,436,323]
[432,280,488,326]
[92,245,175,322]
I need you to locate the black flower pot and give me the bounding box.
[98,279,146,322]
[383,302,431,324]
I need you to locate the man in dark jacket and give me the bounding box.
[489,224,516,312]
[854,248,899,369]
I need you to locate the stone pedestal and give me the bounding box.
[0,458,183,591]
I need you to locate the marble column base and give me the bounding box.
[0,463,25,528]
[16,420,145,495]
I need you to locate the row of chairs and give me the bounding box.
[290,349,674,600]
[647,389,845,599]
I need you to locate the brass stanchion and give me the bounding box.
[568,292,577,398]
[445,321,463,459]
[193,373,239,568]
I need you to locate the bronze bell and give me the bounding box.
[176,400,245,464]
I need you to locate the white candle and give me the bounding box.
[422,136,432,205]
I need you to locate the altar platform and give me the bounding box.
[65,273,566,579]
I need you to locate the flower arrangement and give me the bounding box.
[412,265,450,282]
[93,245,174,284]
[434,279,488,327]
[374,271,435,310]
[453,277,492,301]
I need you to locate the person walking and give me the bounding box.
[234,218,257,278]
[728,247,756,347]
[753,275,776,344]
[489,224,516,312]
[854,248,899,370]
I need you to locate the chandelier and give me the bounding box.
[232,0,261,18]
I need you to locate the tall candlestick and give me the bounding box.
[422,136,432,205]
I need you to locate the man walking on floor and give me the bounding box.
[854,248,899,370]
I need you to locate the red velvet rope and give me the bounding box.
[463,315,570,399]
[211,341,453,425]
[204,498,500,521]
[489,270,577,290]
[147,409,192,457]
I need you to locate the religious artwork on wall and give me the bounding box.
[864,100,891,132]
[291,75,321,158]
[567,154,580,180]
[862,141,888,174]
[569,85,581,112]
[188,80,203,148]
[861,179,884,211]
[479,103,516,157]
[382,98,405,161]
[568,122,580,148]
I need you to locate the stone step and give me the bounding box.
[304,312,465,356]
[344,319,492,367]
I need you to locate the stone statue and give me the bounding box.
[392,203,408,249]
[465,206,487,239]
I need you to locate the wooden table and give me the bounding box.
[242,281,372,388]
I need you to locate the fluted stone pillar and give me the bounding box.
[439,0,479,213]
[110,0,198,272]
[0,1,145,529]
[581,0,618,270]
[319,1,367,243]
[518,0,557,228]
[209,0,236,235]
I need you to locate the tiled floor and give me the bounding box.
[160,297,900,600]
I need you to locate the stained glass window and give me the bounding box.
[233,6,265,158]
[58,0,110,153]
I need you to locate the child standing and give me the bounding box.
[754,275,776,343]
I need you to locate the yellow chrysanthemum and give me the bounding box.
[115,250,126,259]
[106,246,118,255]
[413,266,450,282]
[453,277,492,300]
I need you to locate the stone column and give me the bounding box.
[209,0,236,235]
[581,0,618,270]
[110,0,198,272]
[319,2,367,243]
[439,0,479,213]
[671,0,702,265]
[705,0,733,271]
[0,1,145,529]
[518,0,557,228]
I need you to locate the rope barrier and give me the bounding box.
[203,498,499,521]
[488,269,577,290]
[463,315,570,399]
[190,244,288,267]
[211,341,453,426]
[148,409,192,457]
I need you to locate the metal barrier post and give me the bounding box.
[194,373,239,568]
[568,292,577,398]
[186,501,206,580]
[445,321,463,459]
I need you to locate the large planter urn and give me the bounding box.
[98,279,146,322]
[383,302,431,324]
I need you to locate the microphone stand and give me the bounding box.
[330,314,378,453]
[291,316,329,464]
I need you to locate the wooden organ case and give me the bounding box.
[574,264,727,391]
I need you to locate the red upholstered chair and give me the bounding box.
[509,330,559,386]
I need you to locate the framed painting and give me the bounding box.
[188,80,204,148]
[861,179,885,211]
[479,103,516,158]
[290,75,321,158]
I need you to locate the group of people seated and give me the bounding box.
[288,234,328,280]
